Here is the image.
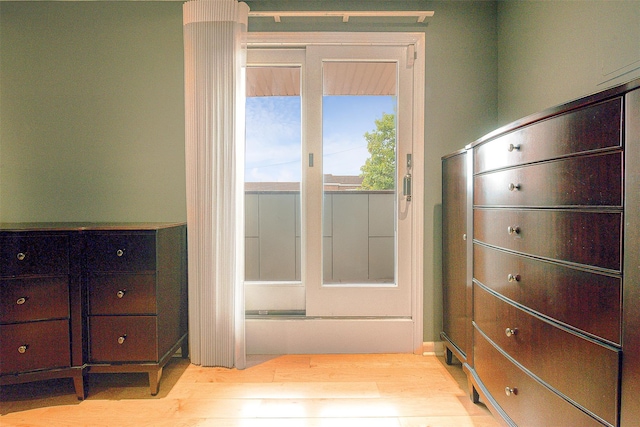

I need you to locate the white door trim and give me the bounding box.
[246,32,425,354]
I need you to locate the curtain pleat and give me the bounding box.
[183,0,248,369]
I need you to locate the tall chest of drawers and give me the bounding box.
[444,79,640,426]
[0,223,187,398]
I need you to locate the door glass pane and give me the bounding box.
[245,66,301,282]
[322,61,397,285]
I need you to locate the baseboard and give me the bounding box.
[422,341,445,356]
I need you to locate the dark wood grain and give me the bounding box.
[473,243,621,344]
[441,150,468,362]
[473,327,606,427]
[0,277,70,323]
[88,316,158,363]
[621,87,640,425]
[473,97,622,174]
[88,273,157,315]
[474,151,622,207]
[0,320,70,375]
[474,284,619,425]
[474,208,622,271]
[0,234,69,277]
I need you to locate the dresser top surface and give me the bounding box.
[0,222,186,232]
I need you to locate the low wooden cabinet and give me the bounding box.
[443,78,640,426]
[0,223,187,398]
[84,226,188,395]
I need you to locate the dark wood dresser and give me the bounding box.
[0,223,187,398]
[442,78,640,426]
[441,149,471,367]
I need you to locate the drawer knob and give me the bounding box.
[116,249,125,257]
[116,290,126,299]
[507,274,520,283]
[508,183,521,191]
[505,328,518,337]
[17,344,29,354]
[118,334,127,345]
[508,143,521,152]
[507,225,520,235]
[16,252,26,261]
[16,297,27,305]
[505,386,518,396]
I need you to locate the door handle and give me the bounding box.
[403,173,412,201]
[403,153,412,201]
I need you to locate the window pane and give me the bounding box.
[322,61,397,285]
[245,66,301,282]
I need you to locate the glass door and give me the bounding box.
[244,39,422,353]
[305,45,413,317]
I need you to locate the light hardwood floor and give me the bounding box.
[1,353,499,427]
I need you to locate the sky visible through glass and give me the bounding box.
[245,95,396,182]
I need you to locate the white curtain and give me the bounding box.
[183,0,248,369]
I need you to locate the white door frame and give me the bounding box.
[245,32,425,354]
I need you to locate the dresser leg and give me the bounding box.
[73,373,86,400]
[445,347,453,365]
[181,336,190,359]
[149,367,163,395]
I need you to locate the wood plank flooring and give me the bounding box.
[1,353,499,426]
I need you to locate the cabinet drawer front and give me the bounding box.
[474,97,622,174]
[0,235,69,277]
[474,284,619,425]
[474,152,622,207]
[88,273,157,315]
[473,328,606,427]
[473,244,621,344]
[85,233,156,272]
[0,320,70,375]
[0,277,70,323]
[89,316,158,363]
[474,209,621,271]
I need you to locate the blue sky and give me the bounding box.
[245,95,395,182]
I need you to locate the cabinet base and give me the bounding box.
[0,366,86,400]
[86,333,188,395]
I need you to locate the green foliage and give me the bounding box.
[360,112,396,190]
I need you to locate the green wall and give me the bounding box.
[0,2,186,222]
[0,0,499,342]
[498,0,640,125]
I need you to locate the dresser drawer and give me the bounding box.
[474,284,619,425]
[474,97,622,174]
[474,208,621,271]
[0,235,69,277]
[0,277,70,324]
[474,151,622,207]
[88,273,156,315]
[89,316,158,363]
[0,320,71,375]
[85,233,156,272]
[473,328,606,427]
[473,244,621,344]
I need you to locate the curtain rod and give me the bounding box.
[248,11,434,23]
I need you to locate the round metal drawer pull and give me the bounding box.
[507,274,520,283]
[505,328,518,337]
[505,387,518,396]
[18,345,29,354]
[116,290,126,299]
[16,297,27,305]
[117,335,127,345]
[16,252,26,261]
[508,143,521,152]
[116,249,125,257]
[507,226,520,235]
[508,183,521,191]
